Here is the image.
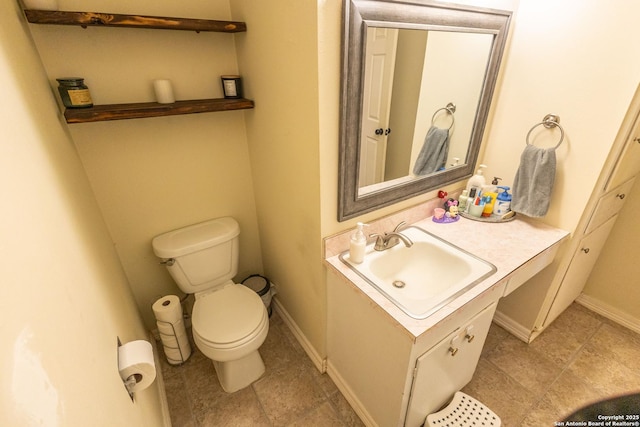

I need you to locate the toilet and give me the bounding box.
[152,217,269,393]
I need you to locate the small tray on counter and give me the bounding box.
[459,211,516,223]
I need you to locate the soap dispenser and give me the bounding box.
[483,177,502,193]
[492,186,512,216]
[465,164,487,194]
[349,222,368,264]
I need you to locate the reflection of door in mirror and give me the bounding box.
[359,27,398,187]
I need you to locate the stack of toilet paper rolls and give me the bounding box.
[152,295,192,365]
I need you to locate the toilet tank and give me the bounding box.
[152,217,240,294]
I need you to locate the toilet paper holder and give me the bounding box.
[123,373,138,396]
[157,319,191,365]
[118,337,136,400]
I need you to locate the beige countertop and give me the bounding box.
[325,212,569,338]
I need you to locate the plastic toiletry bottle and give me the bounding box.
[465,188,477,213]
[482,194,497,217]
[458,189,469,211]
[481,177,500,217]
[465,164,487,195]
[349,222,368,263]
[493,186,512,216]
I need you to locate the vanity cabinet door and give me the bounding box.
[404,302,497,427]
[545,215,618,327]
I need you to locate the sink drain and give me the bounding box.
[393,280,406,288]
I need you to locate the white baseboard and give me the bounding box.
[271,296,326,373]
[149,332,172,427]
[492,310,533,343]
[576,294,640,334]
[326,361,377,427]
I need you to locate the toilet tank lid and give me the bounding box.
[152,217,240,259]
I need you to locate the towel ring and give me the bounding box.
[431,102,456,130]
[526,113,564,149]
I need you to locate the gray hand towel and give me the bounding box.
[511,144,557,217]
[413,126,450,176]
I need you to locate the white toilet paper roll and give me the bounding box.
[118,340,156,393]
[152,295,183,323]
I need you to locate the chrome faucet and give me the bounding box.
[371,221,414,251]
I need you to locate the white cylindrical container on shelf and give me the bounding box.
[153,79,175,104]
[152,295,192,365]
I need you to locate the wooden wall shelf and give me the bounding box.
[25,9,252,122]
[24,10,247,33]
[64,98,255,123]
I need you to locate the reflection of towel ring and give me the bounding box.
[526,113,564,149]
[431,102,456,130]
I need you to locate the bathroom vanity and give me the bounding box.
[324,203,568,426]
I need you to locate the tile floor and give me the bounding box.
[161,303,640,426]
[463,303,640,426]
[160,310,364,427]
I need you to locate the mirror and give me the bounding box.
[339,0,511,221]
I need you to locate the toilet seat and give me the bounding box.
[192,284,268,350]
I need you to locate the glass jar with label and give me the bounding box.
[56,77,93,108]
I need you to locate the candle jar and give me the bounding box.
[221,75,243,99]
[56,77,93,108]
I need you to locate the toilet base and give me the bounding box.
[213,350,265,393]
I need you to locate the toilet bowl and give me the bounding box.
[192,283,269,392]
[152,217,269,393]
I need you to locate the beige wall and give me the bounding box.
[230,0,327,356]
[1,1,164,425]
[28,0,264,329]
[484,0,640,330]
[481,0,640,232]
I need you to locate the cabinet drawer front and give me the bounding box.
[586,178,635,234]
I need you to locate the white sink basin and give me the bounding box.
[339,226,496,319]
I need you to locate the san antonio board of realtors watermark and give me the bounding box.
[555,414,640,426]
